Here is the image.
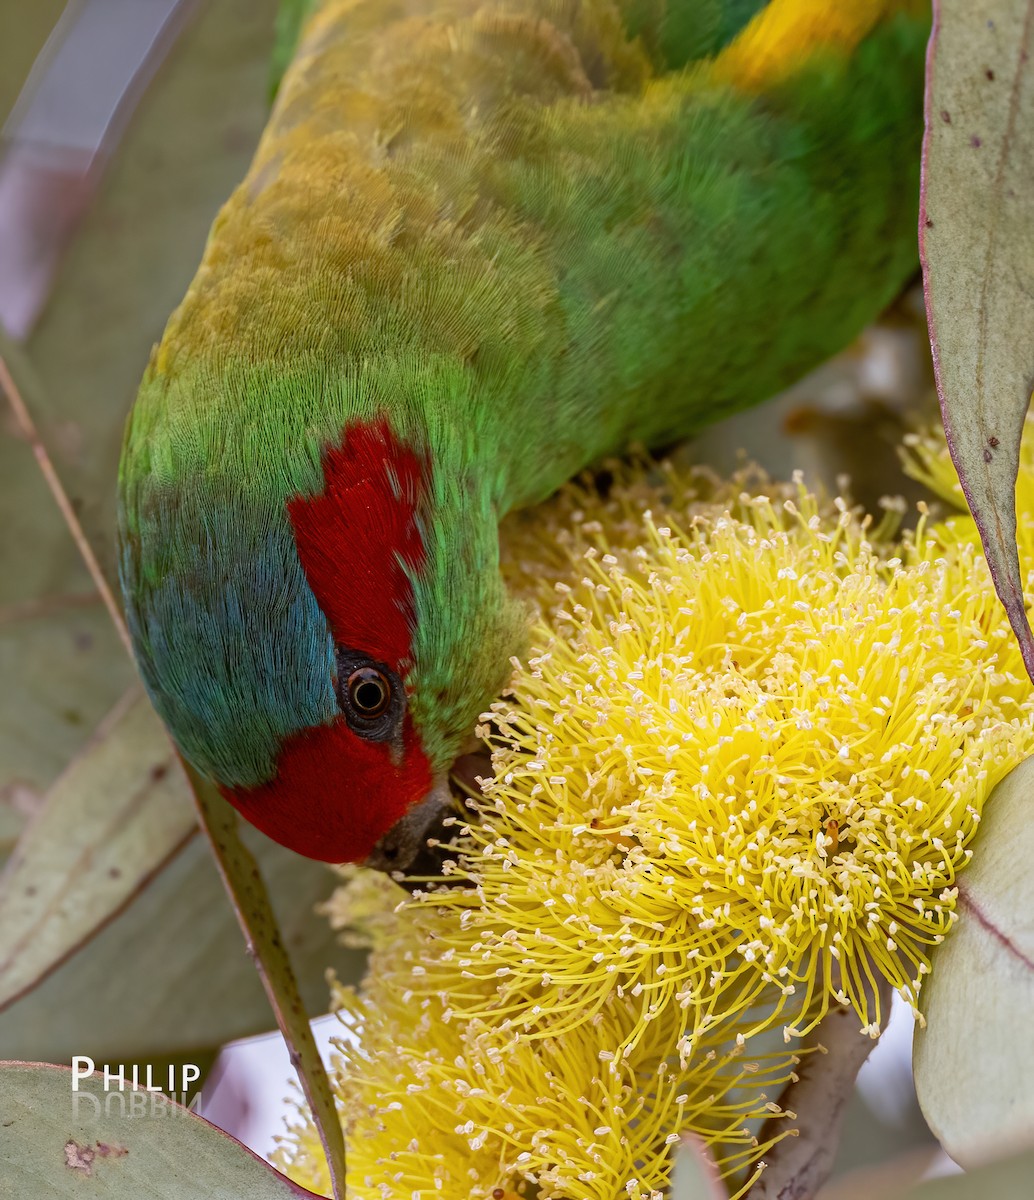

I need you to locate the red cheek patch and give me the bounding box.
[287,418,428,668]
[225,712,432,863]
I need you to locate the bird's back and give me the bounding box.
[125,0,928,511]
[270,1,772,93]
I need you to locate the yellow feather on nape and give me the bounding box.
[713,0,926,92]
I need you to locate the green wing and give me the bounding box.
[621,0,770,67]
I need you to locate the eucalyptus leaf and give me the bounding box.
[0,808,360,1064]
[0,0,354,1104]
[921,0,1034,681]
[908,1150,1034,1199]
[0,689,195,1011]
[913,754,1034,1168]
[0,1060,323,1199]
[0,337,135,840]
[1,0,278,819]
[823,1147,1034,1200]
[0,0,66,123]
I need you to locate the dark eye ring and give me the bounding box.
[347,667,392,718]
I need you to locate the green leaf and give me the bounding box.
[0,0,66,123]
[921,0,1034,682]
[0,808,359,1064]
[0,1061,323,1198]
[913,754,1034,1168]
[1,0,279,827]
[0,690,195,1011]
[0,337,136,851]
[909,1150,1034,1198]
[0,0,358,1114]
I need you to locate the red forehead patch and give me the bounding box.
[287,418,428,668]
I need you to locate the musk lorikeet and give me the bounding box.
[118,0,930,869]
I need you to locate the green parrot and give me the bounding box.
[117,0,929,869]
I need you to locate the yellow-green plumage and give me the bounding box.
[118,0,930,863]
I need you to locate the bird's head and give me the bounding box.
[119,401,522,869]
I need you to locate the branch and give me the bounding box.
[749,976,893,1200]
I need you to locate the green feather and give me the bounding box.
[269,0,319,99]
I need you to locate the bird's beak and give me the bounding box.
[364,773,462,882]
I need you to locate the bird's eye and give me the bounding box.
[335,649,402,741]
[347,667,391,718]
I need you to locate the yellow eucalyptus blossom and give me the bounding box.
[480,467,1034,1036]
[278,462,1034,1199]
[281,870,797,1200]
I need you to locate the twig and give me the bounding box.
[0,350,132,655]
[749,977,894,1200]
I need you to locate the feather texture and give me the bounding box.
[118,0,930,861]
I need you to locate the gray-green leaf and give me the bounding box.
[0,690,195,1011]
[921,0,1034,682]
[913,754,1034,1168]
[0,807,358,1065]
[0,1060,323,1198]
